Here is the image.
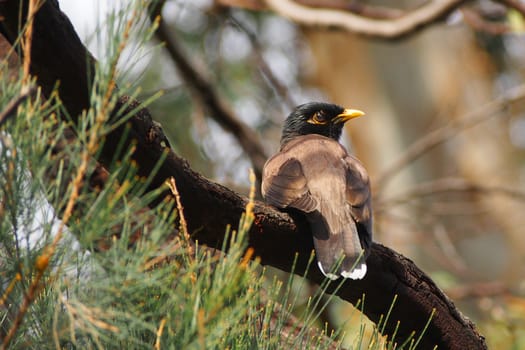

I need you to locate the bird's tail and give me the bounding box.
[309,213,367,280]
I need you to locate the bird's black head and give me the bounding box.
[280,102,365,147]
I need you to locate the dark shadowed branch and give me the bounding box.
[0,1,488,349]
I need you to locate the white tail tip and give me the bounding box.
[317,261,339,280]
[341,263,367,280]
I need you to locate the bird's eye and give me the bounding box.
[308,111,327,125]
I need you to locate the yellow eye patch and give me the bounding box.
[307,112,328,125]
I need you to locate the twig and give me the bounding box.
[155,318,167,350]
[375,84,525,191]
[446,281,508,300]
[21,0,43,86]
[432,224,468,275]
[149,1,268,181]
[0,273,22,307]
[166,177,195,261]
[229,14,296,109]
[461,8,509,35]
[263,0,467,40]
[0,86,36,128]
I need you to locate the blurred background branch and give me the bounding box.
[374,84,525,191]
[262,0,466,39]
[220,0,525,37]
[148,0,268,181]
[375,177,525,213]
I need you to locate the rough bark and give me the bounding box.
[0,1,487,349]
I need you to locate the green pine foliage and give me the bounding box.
[0,69,341,348]
[0,57,275,348]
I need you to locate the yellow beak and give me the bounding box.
[333,108,365,124]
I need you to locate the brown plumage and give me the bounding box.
[262,102,372,280]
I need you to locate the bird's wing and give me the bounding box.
[261,155,318,212]
[343,154,373,250]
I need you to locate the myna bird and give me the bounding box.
[261,102,372,280]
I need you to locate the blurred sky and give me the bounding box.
[60,0,123,46]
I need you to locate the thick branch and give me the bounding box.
[0,1,486,349]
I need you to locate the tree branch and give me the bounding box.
[228,13,297,109]
[375,177,525,211]
[461,8,509,35]
[149,0,268,181]
[0,86,36,128]
[374,84,525,191]
[263,0,467,40]
[446,281,508,300]
[0,1,487,349]
[221,0,525,38]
